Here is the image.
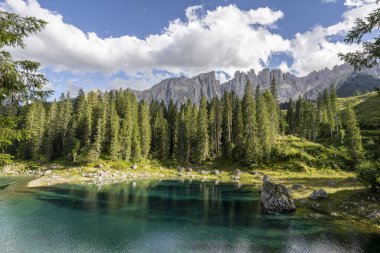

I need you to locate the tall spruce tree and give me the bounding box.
[208,97,221,159]
[232,95,244,160]
[257,92,271,162]
[195,95,209,163]
[344,104,364,164]
[44,100,59,160]
[20,101,46,160]
[221,92,233,160]
[286,98,296,134]
[242,80,258,164]
[139,100,151,159]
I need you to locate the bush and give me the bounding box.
[357,160,380,191]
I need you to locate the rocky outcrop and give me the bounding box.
[309,189,328,199]
[135,72,221,105]
[260,177,296,214]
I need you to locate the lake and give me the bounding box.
[0,177,379,253]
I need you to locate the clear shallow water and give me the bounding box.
[0,177,379,253]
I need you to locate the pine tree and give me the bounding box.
[21,101,46,160]
[286,98,296,134]
[167,100,178,159]
[257,92,271,162]
[264,90,278,146]
[221,92,233,160]
[109,101,121,160]
[295,96,305,137]
[44,100,58,160]
[208,97,222,159]
[177,104,188,162]
[242,80,258,164]
[139,100,151,159]
[270,75,278,100]
[155,106,169,160]
[344,104,364,164]
[195,95,209,163]
[73,89,92,154]
[58,92,73,156]
[232,94,244,160]
[330,84,340,138]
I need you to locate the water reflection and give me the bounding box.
[0,178,379,253]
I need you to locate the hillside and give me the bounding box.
[339,92,380,131]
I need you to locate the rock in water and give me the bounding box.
[260,177,296,214]
[309,189,328,199]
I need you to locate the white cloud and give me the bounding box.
[322,0,336,3]
[107,70,176,91]
[344,0,376,7]
[286,0,377,76]
[1,0,288,82]
[1,0,378,89]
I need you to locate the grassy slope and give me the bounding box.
[339,91,380,130]
[338,92,380,159]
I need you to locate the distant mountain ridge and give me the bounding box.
[133,64,380,104]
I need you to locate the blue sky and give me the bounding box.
[36,0,345,39]
[0,0,377,97]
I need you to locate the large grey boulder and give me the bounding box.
[260,177,296,214]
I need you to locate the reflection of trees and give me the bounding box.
[37,180,261,227]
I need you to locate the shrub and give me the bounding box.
[357,160,380,192]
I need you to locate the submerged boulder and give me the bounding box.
[260,177,296,214]
[309,189,328,199]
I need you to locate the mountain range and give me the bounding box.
[134,64,380,104]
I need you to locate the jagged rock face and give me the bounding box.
[135,72,221,105]
[260,178,296,214]
[134,64,380,104]
[221,68,299,100]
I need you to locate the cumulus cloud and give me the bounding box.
[344,0,377,7]
[1,0,378,90]
[284,0,377,76]
[1,0,288,79]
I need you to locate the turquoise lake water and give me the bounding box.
[0,177,379,253]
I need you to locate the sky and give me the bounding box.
[0,0,378,97]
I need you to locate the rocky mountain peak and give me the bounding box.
[134,64,380,104]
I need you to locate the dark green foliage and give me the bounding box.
[357,160,380,192]
[344,104,364,164]
[4,78,371,174]
[139,101,151,159]
[338,6,380,69]
[195,95,209,163]
[286,98,296,134]
[0,11,49,165]
[242,81,258,164]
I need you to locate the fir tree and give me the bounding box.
[242,80,258,164]
[286,98,296,134]
[139,100,151,159]
[344,104,364,164]
[257,92,271,162]
[221,92,233,160]
[195,95,209,163]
